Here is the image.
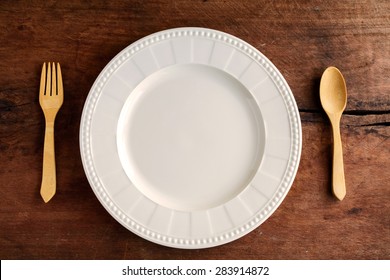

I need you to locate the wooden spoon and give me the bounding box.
[320,66,347,201]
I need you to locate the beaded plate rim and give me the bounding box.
[79,27,302,248]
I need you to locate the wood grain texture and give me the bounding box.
[0,0,389,259]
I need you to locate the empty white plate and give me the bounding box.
[80,27,301,248]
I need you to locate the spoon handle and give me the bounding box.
[331,118,346,200]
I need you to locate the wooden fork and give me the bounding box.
[39,62,63,203]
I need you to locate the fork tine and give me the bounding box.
[46,62,51,96]
[57,63,63,97]
[51,62,56,96]
[39,63,46,98]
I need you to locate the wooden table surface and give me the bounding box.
[1,0,389,260]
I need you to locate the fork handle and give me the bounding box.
[40,122,56,203]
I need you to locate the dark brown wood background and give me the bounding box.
[1,0,389,260]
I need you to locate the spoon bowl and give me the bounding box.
[320,67,347,116]
[320,66,348,201]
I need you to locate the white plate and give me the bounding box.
[80,27,301,249]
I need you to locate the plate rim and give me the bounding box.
[80,27,302,249]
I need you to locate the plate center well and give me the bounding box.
[117,64,265,211]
